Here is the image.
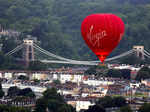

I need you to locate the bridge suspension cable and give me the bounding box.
[33,44,96,65]
[91,49,135,63]
[144,53,150,58]
[33,44,78,62]
[105,49,135,62]
[144,50,150,56]
[33,43,136,64]
[5,42,146,65]
[143,50,150,58]
[5,44,23,56]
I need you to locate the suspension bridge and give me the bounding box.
[4,39,150,66]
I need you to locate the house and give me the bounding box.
[141,79,150,87]
[31,73,48,80]
[83,79,114,86]
[76,99,95,112]
[4,72,13,79]
[106,84,126,96]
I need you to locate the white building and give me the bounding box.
[70,74,83,83]
[59,74,83,83]
[81,92,89,97]
[113,65,141,71]
[59,73,72,83]
[58,89,75,95]
[83,79,114,86]
[0,73,2,78]
[4,73,13,79]
[14,72,27,76]
[130,82,140,88]
[76,100,94,112]
[31,73,48,80]
[52,73,59,80]
[2,83,46,93]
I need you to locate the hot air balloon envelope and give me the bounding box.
[81,13,125,63]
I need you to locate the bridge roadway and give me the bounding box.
[2,83,46,98]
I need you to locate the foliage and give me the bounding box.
[18,88,35,98]
[113,96,127,107]
[120,69,131,79]
[108,69,122,78]
[85,65,97,75]
[96,96,127,108]
[7,86,35,98]
[7,86,20,97]
[108,69,131,79]
[0,83,4,98]
[85,65,131,79]
[35,88,76,112]
[53,79,61,85]
[135,66,150,81]
[33,79,40,84]
[96,96,114,108]
[0,0,150,68]
[18,75,29,80]
[43,88,64,102]
[120,54,144,65]
[0,104,30,112]
[28,61,47,70]
[119,106,132,112]
[84,105,105,112]
[0,52,23,70]
[85,65,109,76]
[139,103,150,112]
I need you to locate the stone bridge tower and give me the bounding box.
[23,39,35,67]
[133,46,144,60]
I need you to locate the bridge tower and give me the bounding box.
[133,46,144,60]
[23,39,35,67]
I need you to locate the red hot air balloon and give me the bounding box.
[81,13,125,63]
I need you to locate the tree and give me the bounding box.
[28,61,47,70]
[53,80,61,85]
[120,54,143,65]
[96,96,114,108]
[85,66,97,75]
[0,104,30,112]
[0,52,5,69]
[120,69,131,79]
[139,103,150,112]
[35,98,48,112]
[96,96,127,108]
[84,105,105,112]
[2,38,17,54]
[119,106,132,112]
[108,69,122,78]
[33,79,40,84]
[35,88,75,112]
[96,65,109,77]
[7,86,20,97]
[113,96,127,107]
[135,66,150,81]
[43,88,64,102]
[18,75,29,80]
[0,83,4,98]
[18,88,35,98]
[85,65,109,77]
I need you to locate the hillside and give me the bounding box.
[0,0,150,61]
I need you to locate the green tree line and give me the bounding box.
[0,0,150,61]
